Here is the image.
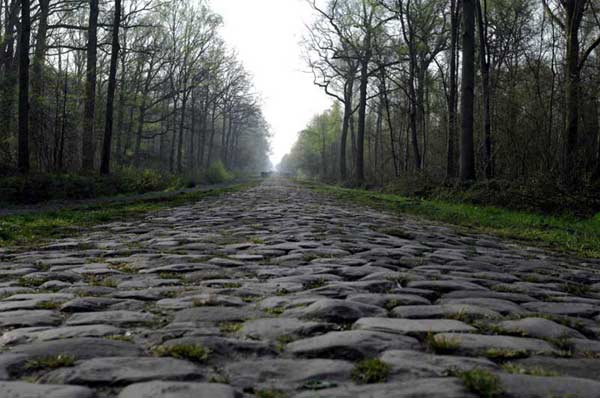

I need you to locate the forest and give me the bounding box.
[280,0,600,214]
[0,0,271,197]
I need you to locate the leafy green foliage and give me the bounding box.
[205,161,233,184]
[0,169,181,205]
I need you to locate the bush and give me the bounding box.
[204,161,232,184]
[0,169,182,205]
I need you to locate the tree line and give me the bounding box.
[281,0,600,189]
[1,0,271,177]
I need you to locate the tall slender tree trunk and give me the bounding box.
[356,47,370,183]
[477,0,492,179]
[447,0,459,179]
[17,0,30,173]
[101,0,121,175]
[30,0,49,170]
[460,0,476,182]
[82,0,99,171]
[340,76,354,181]
[561,0,583,186]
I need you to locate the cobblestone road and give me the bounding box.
[0,178,599,397]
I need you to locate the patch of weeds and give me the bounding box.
[554,349,574,358]
[304,278,327,290]
[484,348,530,360]
[160,290,178,299]
[425,332,460,354]
[221,282,242,289]
[522,274,546,283]
[109,263,138,274]
[458,368,501,398]
[276,334,295,352]
[241,295,260,303]
[473,321,529,337]
[275,288,290,296]
[263,307,285,316]
[302,254,319,263]
[105,334,133,342]
[447,310,481,324]
[490,285,521,294]
[158,272,182,280]
[387,275,413,287]
[546,334,574,351]
[35,301,60,310]
[219,321,243,334]
[501,363,560,376]
[376,227,415,240]
[249,237,265,244]
[152,344,210,363]
[582,351,600,359]
[254,389,287,398]
[208,374,230,384]
[562,283,591,296]
[384,299,402,311]
[351,358,390,384]
[84,275,118,288]
[17,277,45,287]
[24,354,75,371]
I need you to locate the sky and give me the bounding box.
[209,0,332,167]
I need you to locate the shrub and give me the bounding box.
[0,169,182,205]
[205,161,232,184]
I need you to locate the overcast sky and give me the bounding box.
[209,0,332,167]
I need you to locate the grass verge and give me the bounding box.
[0,182,256,247]
[299,181,600,258]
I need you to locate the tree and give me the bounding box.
[542,0,600,186]
[460,0,476,181]
[17,0,31,173]
[82,0,99,171]
[101,0,122,175]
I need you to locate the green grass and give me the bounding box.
[351,358,390,384]
[218,321,243,334]
[458,368,502,398]
[0,182,256,247]
[152,344,210,363]
[299,181,600,258]
[484,348,530,360]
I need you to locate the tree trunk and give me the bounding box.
[30,0,49,171]
[17,0,30,173]
[340,76,354,181]
[82,0,99,172]
[356,45,370,184]
[460,0,476,182]
[561,0,584,186]
[476,0,492,179]
[100,0,121,175]
[447,0,459,179]
[177,92,188,173]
